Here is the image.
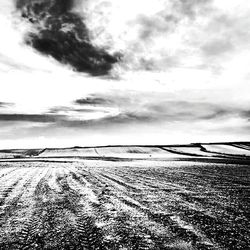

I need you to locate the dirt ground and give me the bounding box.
[0,159,249,249]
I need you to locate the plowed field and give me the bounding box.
[0,160,249,249]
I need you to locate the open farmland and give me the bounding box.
[0,144,249,249]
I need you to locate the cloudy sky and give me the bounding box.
[0,0,250,149]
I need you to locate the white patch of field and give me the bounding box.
[165,240,196,250]
[171,215,195,231]
[0,152,28,159]
[95,146,176,158]
[0,168,27,195]
[66,168,99,204]
[4,168,35,199]
[0,167,16,179]
[202,144,250,156]
[0,153,15,159]
[37,146,180,159]
[39,148,99,157]
[164,146,213,157]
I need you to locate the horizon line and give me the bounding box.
[0,140,249,151]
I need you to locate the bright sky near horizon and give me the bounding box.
[0,0,250,149]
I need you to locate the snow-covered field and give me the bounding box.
[0,155,249,249]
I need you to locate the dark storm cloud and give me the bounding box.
[15,0,119,76]
[16,0,74,14]
[0,113,63,123]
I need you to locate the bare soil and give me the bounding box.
[0,159,249,249]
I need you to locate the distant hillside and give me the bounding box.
[1,142,250,161]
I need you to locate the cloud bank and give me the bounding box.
[15,0,119,75]
[1,91,250,145]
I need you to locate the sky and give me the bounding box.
[0,0,250,149]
